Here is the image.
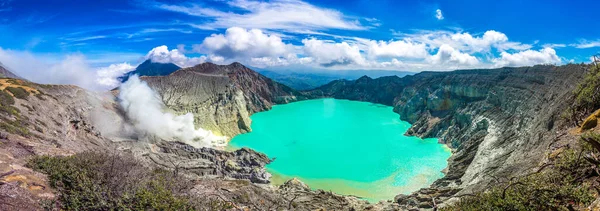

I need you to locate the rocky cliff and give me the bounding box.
[141,62,307,138]
[308,64,589,207]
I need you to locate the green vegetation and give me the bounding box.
[444,134,600,211]
[0,89,15,106]
[568,64,600,125]
[5,86,30,99]
[0,89,30,136]
[0,119,30,137]
[0,90,18,116]
[27,152,199,211]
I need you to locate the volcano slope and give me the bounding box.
[141,62,595,208]
[307,64,593,208]
[0,62,596,210]
[0,64,379,211]
[140,62,307,138]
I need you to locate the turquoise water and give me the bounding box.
[228,99,451,201]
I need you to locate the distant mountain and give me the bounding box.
[255,68,414,90]
[0,62,22,79]
[120,59,181,82]
[257,70,341,90]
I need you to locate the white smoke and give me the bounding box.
[118,75,227,148]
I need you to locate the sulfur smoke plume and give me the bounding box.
[118,75,227,148]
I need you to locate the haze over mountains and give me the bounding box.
[118,58,415,91]
[0,62,21,79]
[256,68,414,90]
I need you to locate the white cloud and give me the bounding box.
[571,40,600,49]
[493,47,561,67]
[402,30,531,53]
[364,39,429,59]
[429,44,479,65]
[157,0,365,33]
[435,9,444,20]
[63,35,107,42]
[195,27,295,60]
[96,63,136,87]
[302,38,366,67]
[126,28,193,39]
[145,45,206,67]
[0,47,133,90]
[542,43,566,48]
[187,27,554,70]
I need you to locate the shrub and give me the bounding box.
[0,90,14,106]
[443,147,595,211]
[568,64,600,125]
[35,94,45,101]
[0,119,29,137]
[5,87,29,100]
[27,152,198,210]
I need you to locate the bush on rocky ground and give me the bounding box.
[27,151,200,211]
[443,134,600,211]
[5,87,29,100]
[567,64,600,125]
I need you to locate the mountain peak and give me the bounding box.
[356,75,372,82]
[188,62,253,75]
[120,59,181,82]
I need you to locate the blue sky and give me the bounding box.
[0,0,599,89]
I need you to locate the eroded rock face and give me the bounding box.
[152,142,272,183]
[308,64,588,207]
[141,62,307,138]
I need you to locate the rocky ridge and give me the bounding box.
[141,62,307,138]
[307,64,589,208]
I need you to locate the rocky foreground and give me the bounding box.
[0,62,597,210]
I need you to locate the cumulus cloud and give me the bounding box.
[157,0,365,33]
[118,75,226,148]
[195,27,294,61]
[404,30,531,53]
[493,47,561,67]
[133,26,560,71]
[0,47,134,90]
[429,44,479,65]
[145,45,206,67]
[364,39,429,59]
[302,38,366,67]
[435,9,444,20]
